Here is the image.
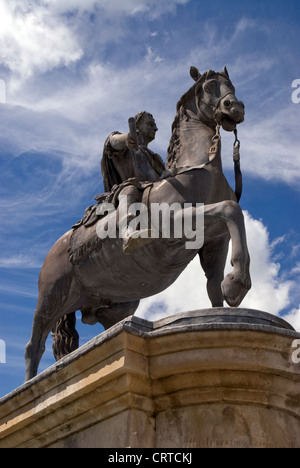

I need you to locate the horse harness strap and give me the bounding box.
[208,123,221,162]
[209,124,243,203]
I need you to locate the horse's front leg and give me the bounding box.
[201,200,251,307]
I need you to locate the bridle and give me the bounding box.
[199,80,243,203]
[198,91,235,115]
[163,72,244,202]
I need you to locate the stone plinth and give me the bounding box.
[0,308,300,448]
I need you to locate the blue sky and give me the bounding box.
[0,0,299,397]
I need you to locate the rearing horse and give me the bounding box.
[25,66,251,381]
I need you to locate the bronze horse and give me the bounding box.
[25,66,251,381]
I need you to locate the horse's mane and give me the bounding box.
[166,69,228,170]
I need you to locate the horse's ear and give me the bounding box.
[190,66,201,82]
[223,66,229,78]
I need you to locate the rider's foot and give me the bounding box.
[123,229,153,255]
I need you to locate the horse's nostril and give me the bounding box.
[224,99,231,108]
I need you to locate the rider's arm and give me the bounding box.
[109,132,137,152]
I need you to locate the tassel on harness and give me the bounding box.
[209,124,243,203]
[233,129,242,203]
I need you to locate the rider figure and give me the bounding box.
[101,112,165,254]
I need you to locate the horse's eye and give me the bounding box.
[204,80,217,94]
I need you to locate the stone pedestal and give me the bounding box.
[0,308,299,448]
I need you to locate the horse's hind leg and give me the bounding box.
[25,297,49,381]
[199,233,230,307]
[25,230,81,381]
[25,291,59,381]
[25,283,81,381]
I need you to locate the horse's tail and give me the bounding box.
[51,312,79,361]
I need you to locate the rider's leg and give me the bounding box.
[118,185,152,254]
[118,185,140,232]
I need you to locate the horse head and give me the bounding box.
[190,66,245,132]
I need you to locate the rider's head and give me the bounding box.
[135,111,158,144]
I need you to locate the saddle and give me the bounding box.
[68,179,153,266]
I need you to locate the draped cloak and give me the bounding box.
[101,132,165,192]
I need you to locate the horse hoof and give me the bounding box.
[221,272,251,307]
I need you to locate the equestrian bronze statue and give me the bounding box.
[25,66,251,381]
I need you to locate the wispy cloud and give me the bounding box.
[145,47,164,63]
[0,282,37,299]
[0,255,42,269]
[47,0,190,16]
[1,5,298,187]
[0,1,82,89]
[291,263,300,275]
[236,105,300,185]
[0,0,190,90]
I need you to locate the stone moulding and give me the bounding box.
[0,308,299,448]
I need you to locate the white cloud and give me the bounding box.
[234,17,269,36]
[1,57,183,168]
[0,0,82,88]
[45,0,189,16]
[145,47,164,63]
[137,256,209,322]
[4,55,300,192]
[270,235,286,250]
[283,307,300,332]
[236,105,300,185]
[1,5,299,190]
[0,0,188,91]
[137,212,295,325]
[237,213,292,313]
[291,263,300,275]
